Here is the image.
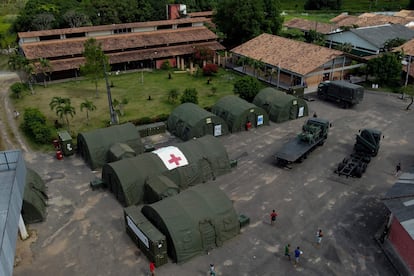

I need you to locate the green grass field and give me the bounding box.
[11,69,242,138]
[280,0,409,13]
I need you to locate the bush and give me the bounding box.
[161,60,171,70]
[21,108,52,144]
[202,63,218,76]
[180,88,198,104]
[10,82,26,98]
[233,76,261,102]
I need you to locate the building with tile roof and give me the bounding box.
[17,17,224,80]
[229,33,362,92]
[381,172,414,275]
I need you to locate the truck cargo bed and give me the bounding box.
[275,137,324,163]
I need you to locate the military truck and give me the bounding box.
[336,129,382,178]
[275,118,330,166]
[317,80,364,108]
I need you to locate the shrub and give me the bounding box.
[202,63,218,76]
[10,82,26,98]
[180,88,198,104]
[233,76,261,102]
[22,108,52,144]
[161,60,171,70]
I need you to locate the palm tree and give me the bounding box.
[50,96,70,111]
[80,99,96,124]
[9,52,35,93]
[56,102,76,131]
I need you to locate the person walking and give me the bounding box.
[284,244,291,261]
[316,229,323,245]
[395,162,401,176]
[294,246,303,265]
[209,264,216,276]
[270,210,278,225]
[149,261,155,276]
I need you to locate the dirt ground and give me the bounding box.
[1,77,411,276]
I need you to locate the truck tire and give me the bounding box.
[337,162,345,173]
[354,166,363,178]
[362,162,368,173]
[362,156,371,163]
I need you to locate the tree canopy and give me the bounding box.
[304,0,342,10]
[367,52,402,87]
[12,0,219,32]
[213,0,283,48]
[233,76,261,102]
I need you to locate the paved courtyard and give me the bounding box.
[13,91,412,276]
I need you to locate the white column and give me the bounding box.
[19,214,29,240]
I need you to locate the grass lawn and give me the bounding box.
[280,0,409,14]
[11,68,242,138]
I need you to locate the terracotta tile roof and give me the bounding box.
[35,41,224,72]
[395,38,414,56]
[394,9,414,18]
[22,26,219,59]
[330,13,356,23]
[230,33,343,76]
[18,17,208,38]
[188,11,213,17]
[332,13,414,28]
[283,18,338,34]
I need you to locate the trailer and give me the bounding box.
[275,118,330,166]
[317,80,364,108]
[335,129,381,177]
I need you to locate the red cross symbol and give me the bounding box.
[168,154,182,165]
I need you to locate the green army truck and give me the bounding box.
[274,118,330,166]
[317,80,364,108]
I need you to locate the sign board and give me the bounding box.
[257,115,264,126]
[214,125,222,136]
[206,118,212,124]
[126,215,149,248]
[298,106,304,117]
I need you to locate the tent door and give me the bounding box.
[290,104,298,119]
[247,113,256,127]
[199,220,216,252]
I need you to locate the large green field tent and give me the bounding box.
[212,95,269,132]
[167,103,229,141]
[253,87,308,123]
[141,184,240,263]
[22,168,48,224]
[102,135,231,206]
[77,123,144,170]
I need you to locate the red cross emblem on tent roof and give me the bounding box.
[168,154,182,165]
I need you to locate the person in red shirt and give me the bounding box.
[149,262,155,276]
[270,210,278,225]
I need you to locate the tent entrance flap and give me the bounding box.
[199,220,216,251]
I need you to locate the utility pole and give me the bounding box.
[103,61,118,125]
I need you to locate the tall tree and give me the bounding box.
[37,58,52,87]
[213,0,283,48]
[80,38,109,97]
[367,52,402,86]
[80,99,96,124]
[50,96,71,123]
[8,51,35,93]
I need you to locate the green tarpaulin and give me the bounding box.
[77,123,144,169]
[212,95,269,132]
[22,168,48,224]
[167,103,229,141]
[253,87,308,123]
[141,184,240,263]
[102,135,231,206]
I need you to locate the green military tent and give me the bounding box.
[167,103,229,141]
[141,183,240,263]
[102,135,231,206]
[253,87,308,123]
[22,168,48,224]
[77,123,144,170]
[212,95,269,132]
